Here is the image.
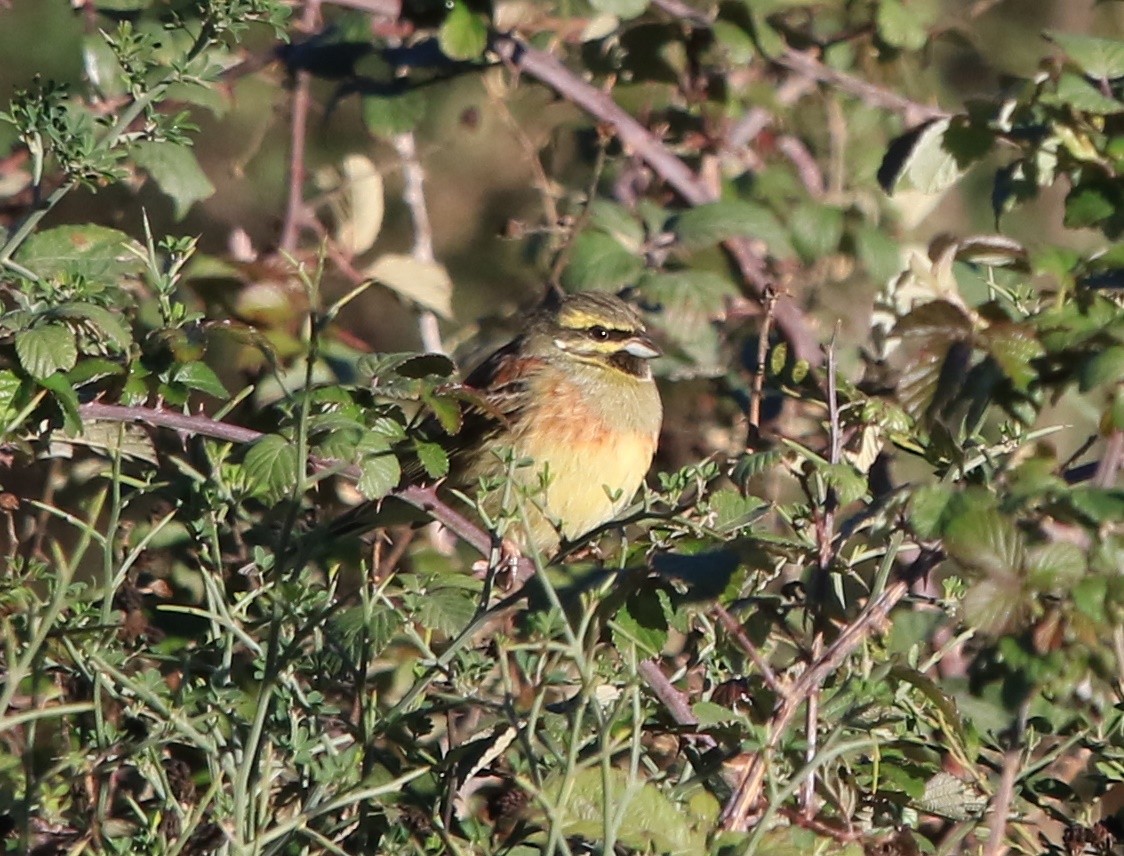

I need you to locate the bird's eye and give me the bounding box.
[589,325,610,340]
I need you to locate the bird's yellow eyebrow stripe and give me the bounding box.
[558,308,632,331]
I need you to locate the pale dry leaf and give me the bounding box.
[335,154,385,257]
[365,253,454,318]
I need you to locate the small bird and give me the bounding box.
[336,290,663,557]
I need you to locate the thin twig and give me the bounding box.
[747,288,777,442]
[489,32,822,366]
[392,131,444,354]
[983,749,1020,856]
[75,401,537,582]
[279,0,321,253]
[710,604,784,695]
[1093,429,1123,488]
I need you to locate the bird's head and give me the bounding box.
[529,291,661,380]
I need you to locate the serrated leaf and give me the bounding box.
[244,434,299,502]
[916,772,985,820]
[55,302,133,350]
[357,453,401,500]
[1048,30,1124,80]
[985,325,1043,392]
[943,499,1023,579]
[540,768,706,855]
[170,361,229,399]
[961,574,1027,635]
[588,200,645,250]
[15,325,77,379]
[365,253,453,317]
[417,586,476,636]
[1064,180,1120,230]
[15,224,145,280]
[422,388,463,434]
[562,231,645,291]
[439,0,488,60]
[0,369,23,427]
[132,142,215,220]
[414,439,449,479]
[1024,542,1087,591]
[708,488,766,534]
[674,200,794,257]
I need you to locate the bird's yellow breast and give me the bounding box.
[466,366,660,555]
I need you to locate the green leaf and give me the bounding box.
[132,142,216,220]
[877,0,937,51]
[416,586,476,636]
[1067,488,1124,524]
[562,231,645,291]
[674,201,794,257]
[612,587,669,657]
[37,372,81,434]
[708,489,766,535]
[15,324,77,379]
[942,496,1023,578]
[590,0,649,20]
[1079,345,1124,391]
[909,484,953,539]
[1024,542,1087,591]
[55,302,133,350]
[1064,180,1120,230]
[357,453,401,500]
[789,202,844,263]
[588,200,645,250]
[879,118,992,195]
[985,325,1043,392]
[0,369,23,428]
[540,768,706,855]
[1074,575,1108,623]
[170,362,229,399]
[361,85,428,136]
[1048,31,1124,80]
[15,224,145,280]
[422,388,463,434]
[438,1,488,61]
[244,434,299,502]
[414,439,449,479]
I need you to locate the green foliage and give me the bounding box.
[3,0,1124,854]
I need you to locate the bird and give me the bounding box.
[331,290,664,558]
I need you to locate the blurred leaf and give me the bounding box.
[362,84,427,136]
[365,253,453,317]
[591,0,649,19]
[37,372,81,434]
[588,200,645,250]
[133,142,215,220]
[541,767,706,855]
[790,202,844,263]
[876,0,938,51]
[1048,30,1124,79]
[55,302,133,350]
[15,324,77,379]
[1078,344,1124,390]
[439,1,488,60]
[879,118,992,196]
[15,224,145,280]
[334,154,384,256]
[961,574,1026,635]
[1024,542,1087,591]
[1064,179,1122,231]
[985,324,1043,392]
[674,201,794,257]
[1067,487,1124,524]
[916,771,985,820]
[943,496,1023,578]
[909,483,953,539]
[357,453,401,500]
[562,231,645,291]
[244,434,299,502]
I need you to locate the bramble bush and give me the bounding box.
[2,0,1124,853]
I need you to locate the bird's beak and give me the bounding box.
[622,334,662,359]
